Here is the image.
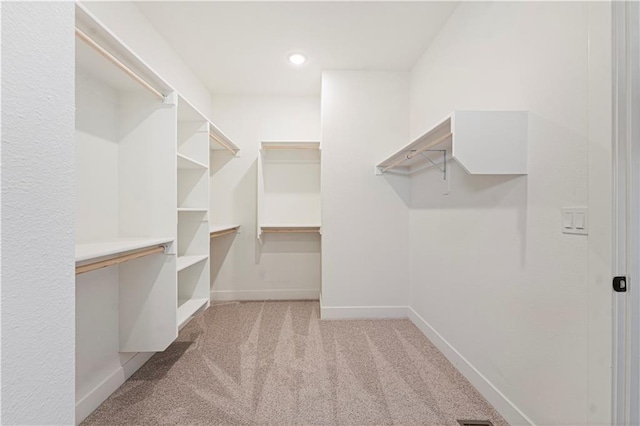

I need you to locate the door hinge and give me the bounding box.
[613,276,627,292]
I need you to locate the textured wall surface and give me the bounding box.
[1,2,76,423]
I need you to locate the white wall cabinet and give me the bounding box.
[257,141,322,238]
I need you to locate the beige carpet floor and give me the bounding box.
[83,301,508,425]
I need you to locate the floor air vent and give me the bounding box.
[457,421,494,426]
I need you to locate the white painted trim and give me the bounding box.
[211,289,319,301]
[408,308,533,426]
[75,351,155,425]
[320,303,408,319]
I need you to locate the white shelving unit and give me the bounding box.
[176,95,211,326]
[75,3,177,353]
[74,4,243,422]
[257,141,322,238]
[376,111,529,176]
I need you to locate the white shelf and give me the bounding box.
[75,237,173,263]
[261,141,320,151]
[177,208,208,213]
[177,298,208,327]
[376,111,528,176]
[176,255,208,272]
[177,153,207,170]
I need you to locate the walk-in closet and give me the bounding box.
[1,1,623,425]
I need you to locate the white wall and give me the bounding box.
[82,1,212,116]
[320,71,411,318]
[586,3,612,425]
[1,2,76,423]
[210,95,322,301]
[407,2,609,425]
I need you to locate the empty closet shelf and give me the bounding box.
[177,298,208,327]
[177,153,207,169]
[75,238,172,274]
[177,255,208,272]
[210,224,240,238]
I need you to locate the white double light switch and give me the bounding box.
[562,207,588,235]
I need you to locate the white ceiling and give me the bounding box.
[135,2,458,96]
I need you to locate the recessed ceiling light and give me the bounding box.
[288,53,306,65]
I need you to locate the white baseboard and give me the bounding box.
[407,307,533,426]
[75,351,155,425]
[319,298,408,319]
[211,289,319,301]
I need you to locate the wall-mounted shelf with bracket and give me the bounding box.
[257,141,321,239]
[376,111,528,178]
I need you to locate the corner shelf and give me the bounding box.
[376,111,528,176]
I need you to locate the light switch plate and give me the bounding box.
[562,207,588,235]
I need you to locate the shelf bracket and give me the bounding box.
[420,150,449,195]
[419,150,447,179]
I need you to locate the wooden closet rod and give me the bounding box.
[262,229,319,234]
[210,228,238,239]
[209,133,237,156]
[381,132,452,174]
[75,28,165,101]
[262,146,319,150]
[76,245,165,275]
